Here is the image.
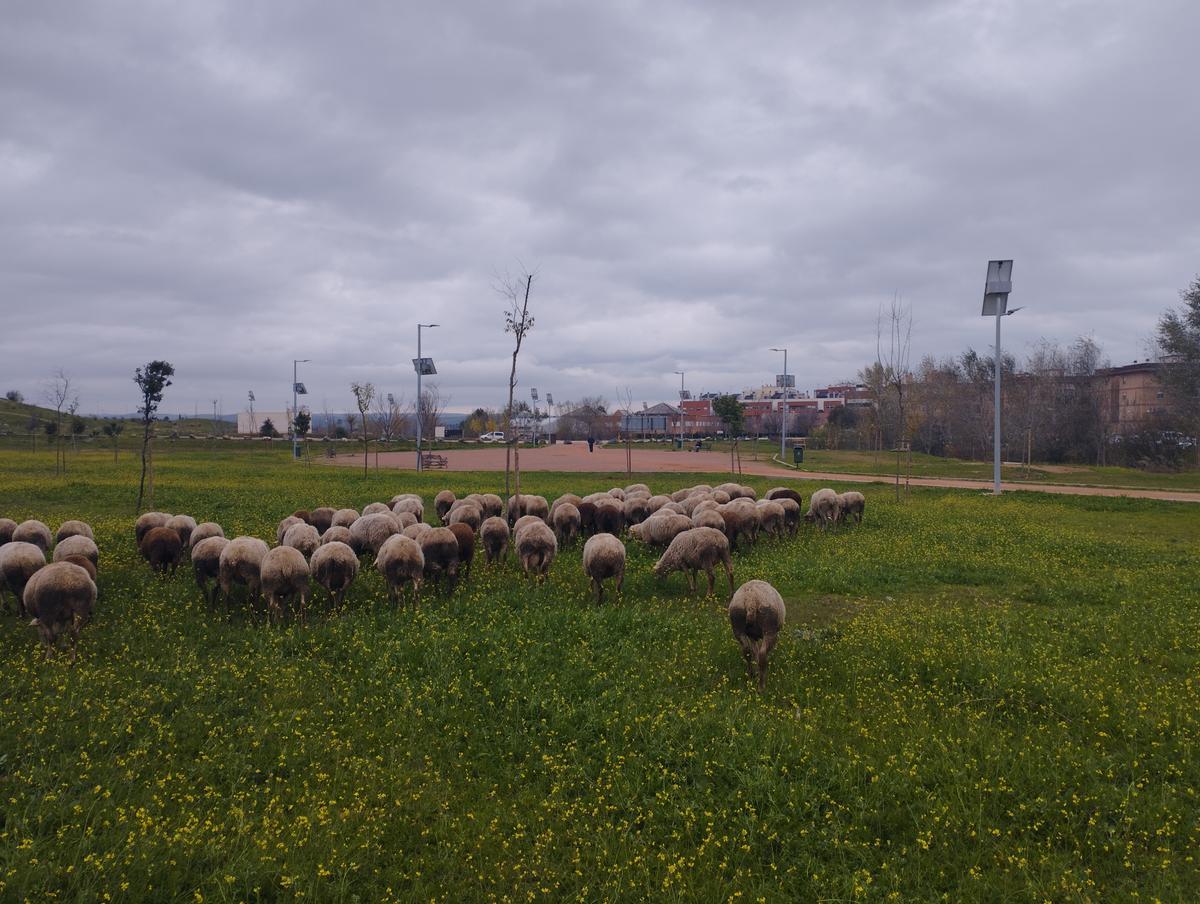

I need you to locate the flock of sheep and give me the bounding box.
[0,482,866,688]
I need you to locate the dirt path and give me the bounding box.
[328,445,1200,503]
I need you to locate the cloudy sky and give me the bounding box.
[2,0,1197,417]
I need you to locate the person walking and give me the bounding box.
[587,434,595,453]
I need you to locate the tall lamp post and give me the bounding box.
[982,260,1021,495]
[414,323,439,471]
[770,348,789,463]
[674,371,688,448]
[292,359,310,459]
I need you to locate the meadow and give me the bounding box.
[1,447,1199,902]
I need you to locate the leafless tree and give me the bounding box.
[44,369,77,475]
[497,267,536,503]
[350,383,375,476]
[414,384,447,445]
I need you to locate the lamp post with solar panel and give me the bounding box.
[292,360,309,459]
[674,371,688,449]
[414,324,439,471]
[982,261,1022,495]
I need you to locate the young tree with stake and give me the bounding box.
[713,394,745,474]
[497,268,536,503]
[134,360,175,511]
[350,382,375,476]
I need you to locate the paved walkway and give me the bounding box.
[328,444,1200,503]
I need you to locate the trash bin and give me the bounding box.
[792,446,804,464]
[675,438,682,450]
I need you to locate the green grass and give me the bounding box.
[2,447,1199,901]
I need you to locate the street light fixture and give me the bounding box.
[982,260,1017,495]
[292,359,310,459]
[770,348,789,463]
[674,371,686,448]
[414,324,439,471]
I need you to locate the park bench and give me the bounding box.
[421,452,448,469]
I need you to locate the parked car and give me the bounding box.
[479,431,506,443]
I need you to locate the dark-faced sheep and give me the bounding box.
[0,518,17,545]
[165,514,197,546]
[55,520,95,544]
[53,535,99,567]
[552,503,581,546]
[190,522,225,549]
[837,491,866,525]
[134,512,171,545]
[259,546,310,624]
[375,534,424,606]
[218,536,270,606]
[14,519,53,553]
[653,527,734,596]
[191,536,230,605]
[283,523,321,559]
[593,497,625,536]
[0,541,45,616]
[729,580,786,691]
[448,522,476,581]
[419,527,460,592]
[805,488,840,530]
[310,507,336,534]
[292,509,313,525]
[516,521,557,582]
[480,517,510,564]
[766,487,804,507]
[583,533,625,604]
[311,541,360,609]
[140,527,183,575]
[576,501,598,537]
[434,490,456,523]
[24,562,96,659]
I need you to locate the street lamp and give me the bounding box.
[770,348,789,463]
[982,260,1021,495]
[414,324,439,471]
[674,371,687,448]
[292,360,310,459]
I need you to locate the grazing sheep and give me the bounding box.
[403,522,432,541]
[55,520,94,543]
[311,541,360,608]
[292,509,313,525]
[447,502,483,533]
[607,487,626,501]
[0,542,45,616]
[61,555,97,584]
[837,491,866,525]
[165,514,197,546]
[0,518,17,545]
[659,501,687,515]
[362,502,391,517]
[576,501,597,537]
[692,509,726,533]
[331,508,360,529]
[680,494,714,516]
[719,501,759,551]
[14,519,53,552]
[653,527,734,595]
[259,546,310,624]
[582,533,625,603]
[53,535,99,567]
[593,497,625,535]
[691,499,720,516]
[516,521,557,582]
[448,522,476,580]
[283,523,321,559]
[134,512,171,545]
[623,496,650,526]
[755,500,787,538]
[24,562,96,658]
[276,516,304,546]
[394,511,418,529]
[711,490,732,505]
[191,536,229,605]
[644,495,672,515]
[480,517,510,564]
[190,522,225,549]
[805,488,840,530]
[476,494,504,519]
[549,493,583,522]
[310,507,336,534]
[321,525,353,546]
[434,490,457,522]
[624,483,651,496]
[629,512,694,547]
[728,580,786,691]
[419,527,460,592]
[715,482,743,498]
[507,494,549,525]
[776,497,801,535]
[140,526,183,575]
[552,503,582,546]
[374,535,424,606]
[766,487,804,507]
[393,498,425,521]
[349,513,400,557]
[513,515,544,541]
[218,536,270,606]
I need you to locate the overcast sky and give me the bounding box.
[2,1,1197,417]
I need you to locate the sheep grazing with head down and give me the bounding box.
[622,496,650,526]
[644,495,672,516]
[447,502,483,533]
[593,497,625,536]
[729,580,786,691]
[292,509,313,526]
[190,522,225,549]
[24,561,96,658]
[134,512,171,545]
[191,536,229,605]
[624,483,651,496]
[166,514,197,546]
[434,490,457,523]
[552,503,581,546]
[259,546,310,624]
[755,500,787,538]
[805,488,840,530]
[0,542,45,616]
[766,487,804,507]
[507,494,549,526]
[476,494,504,519]
[836,491,866,525]
[512,515,544,538]
[394,511,418,529]
[349,513,401,557]
[480,517,510,564]
[576,501,597,537]
[0,518,17,545]
[277,516,304,546]
[55,520,94,544]
[62,555,97,584]
[583,533,625,604]
[14,520,53,553]
[629,512,693,548]
[775,498,801,535]
[283,523,321,559]
[361,502,391,517]
[653,527,734,596]
[403,523,432,542]
[331,508,360,529]
[419,527,460,592]
[311,541,359,609]
[140,527,183,575]
[448,523,476,580]
[692,509,726,533]
[374,534,424,606]
[322,525,352,546]
[549,493,583,521]
[516,521,557,582]
[310,507,336,535]
[717,504,758,551]
[53,535,99,567]
[218,536,270,606]
[392,498,425,522]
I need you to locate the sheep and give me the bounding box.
[552,503,581,546]
[322,525,353,546]
[331,508,360,529]
[593,497,625,535]
[622,496,650,526]
[644,495,673,516]
[582,533,625,603]
[191,536,229,605]
[513,515,544,539]
[419,527,460,592]
[516,521,557,582]
[283,523,321,559]
[805,488,840,530]
[549,493,583,522]
[165,514,197,546]
[140,526,183,575]
[629,512,693,547]
[292,509,313,525]
[0,542,45,616]
[61,555,97,584]
[393,498,425,521]
[711,490,731,505]
[134,512,171,545]
[259,546,310,624]
[755,500,787,538]
[836,491,866,525]
[349,513,399,557]
[480,516,510,564]
[653,527,734,596]
[310,507,336,534]
[362,502,392,517]
[448,522,476,580]
[190,522,225,549]
[311,541,360,609]
[218,537,270,606]
[14,519,53,552]
[719,500,759,550]
[476,494,504,519]
[776,497,802,535]
[624,483,651,496]
[0,517,17,545]
[659,501,687,515]
[576,501,598,537]
[692,509,726,533]
[276,516,304,546]
[691,499,720,516]
[374,534,424,606]
[23,562,96,658]
[607,487,626,501]
[434,490,457,522]
[403,522,432,541]
[447,502,483,533]
[394,511,418,529]
[507,494,549,525]
[766,487,804,507]
[680,494,714,516]
[55,520,94,543]
[391,493,423,505]
[729,580,786,691]
[52,535,99,567]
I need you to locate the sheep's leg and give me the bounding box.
[616,570,624,596]
[593,577,603,604]
[685,569,696,593]
[724,555,735,594]
[704,566,715,596]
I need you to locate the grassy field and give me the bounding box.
[1,447,1199,901]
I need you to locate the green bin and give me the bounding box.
[792,446,804,464]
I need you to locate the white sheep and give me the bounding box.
[552,503,582,546]
[0,518,17,545]
[516,521,557,582]
[191,536,230,605]
[24,561,96,658]
[805,488,840,530]
[434,490,456,522]
[480,517,510,564]
[218,537,270,606]
[447,502,483,533]
[331,508,360,529]
[55,520,94,543]
[134,512,171,545]
[260,546,310,624]
[0,541,46,616]
[14,519,53,552]
[283,523,321,559]
[52,535,99,567]
[653,527,734,596]
[374,534,424,607]
[754,500,787,538]
[165,514,197,546]
[836,491,866,525]
[728,580,786,691]
[321,525,353,546]
[310,540,360,608]
[583,533,625,604]
[189,522,225,549]
[629,512,693,547]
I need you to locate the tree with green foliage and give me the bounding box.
[102,421,124,463]
[350,382,375,476]
[1157,275,1200,462]
[134,360,175,511]
[293,409,311,439]
[712,394,745,473]
[260,418,279,438]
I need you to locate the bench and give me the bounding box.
[421,453,448,470]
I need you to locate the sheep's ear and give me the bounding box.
[28,618,40,626]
